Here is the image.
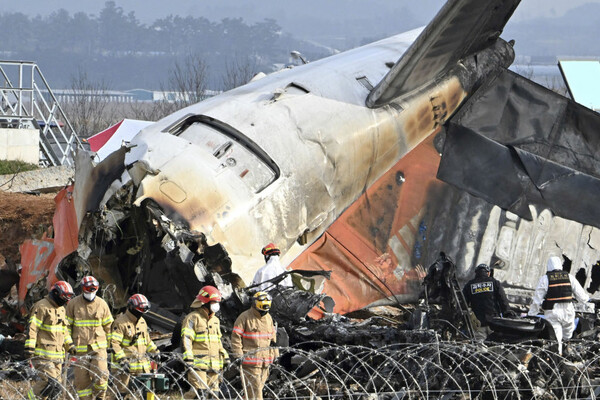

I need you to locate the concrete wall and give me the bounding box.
[0,166,73,193]
[0,128,39,164]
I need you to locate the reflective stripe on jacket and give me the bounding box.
[231,307,278,367]
[25,296,73,360]
[181,307,228,371]
[110,310,158,373]
[65,294,113,353]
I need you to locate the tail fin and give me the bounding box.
[367,0,520,107]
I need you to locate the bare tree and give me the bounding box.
[64,69,115,138]
[513,63,568,96]
[222,56,259,91]
[165,54,209,108]
[513,64,534,80]
[125,100,177,122]
[544,76,569,97]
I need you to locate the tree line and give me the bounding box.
[0,1,327,90]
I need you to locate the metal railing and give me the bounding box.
[0,60,83,166]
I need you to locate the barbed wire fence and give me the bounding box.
[2,340,600,399]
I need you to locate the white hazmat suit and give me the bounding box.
[528,256,589,355]
[251,255,293,291]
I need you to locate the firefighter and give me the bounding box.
[251,243,292,291]
[66,276,114,400]
[108,294,158,400]
[25,281,75,400]
[528,255,590,355]
[231,292,278,400]
[181,286,229,399]
[462,263,515,342]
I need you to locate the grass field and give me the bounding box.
[0,159,38,175]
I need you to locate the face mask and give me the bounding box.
[210,303,220,314]
[129,307,143,319]
[49,290,67,307]
[83,292,96,302]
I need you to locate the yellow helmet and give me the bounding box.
[253,292,272,312]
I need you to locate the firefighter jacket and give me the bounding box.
[25,296,73,361]
[231,308,278,367]
[543,270,573,309]
[110,310,158,373]
[65,294,114,353]
[462,272,511,326]
[181,307,228,371]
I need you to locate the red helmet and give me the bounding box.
[127,294,150,313]
[261,243,280,257]
[50,281,74,303]
[196,286,222,304]
[81,276,99,293]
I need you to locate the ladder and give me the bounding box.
[449,274,475,339]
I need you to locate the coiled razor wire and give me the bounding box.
[2,340,600,399]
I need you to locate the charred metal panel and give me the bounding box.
[18,187,79,310]
[438,127,530,216]
[451,70,600,175]
[288,137,441,315]
[73,147,128,227]
[438,69,600,228]
[368,0,520,106]
[269,287,333,325]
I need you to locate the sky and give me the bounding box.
[4,0,600,25]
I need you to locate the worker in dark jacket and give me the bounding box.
[463,263,514,341]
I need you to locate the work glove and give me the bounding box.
[130,332,141,345]
[67,344,77,356]
[222,356,230,368]
[220,349,230,368]
[23,348,34,359]
[119,360,130,373]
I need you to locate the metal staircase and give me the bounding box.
[0,60,83,166]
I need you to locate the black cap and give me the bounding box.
[475,263,490,273]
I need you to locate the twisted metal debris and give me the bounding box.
[2,339,600,399]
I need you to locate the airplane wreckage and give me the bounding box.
[6,0,600,397]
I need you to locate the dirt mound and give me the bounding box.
[0,191,55,265]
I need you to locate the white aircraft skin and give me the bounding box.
[122,24,514,284]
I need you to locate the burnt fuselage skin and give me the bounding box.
[124,29,513,285]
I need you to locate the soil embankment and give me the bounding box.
[0,191,55,266]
